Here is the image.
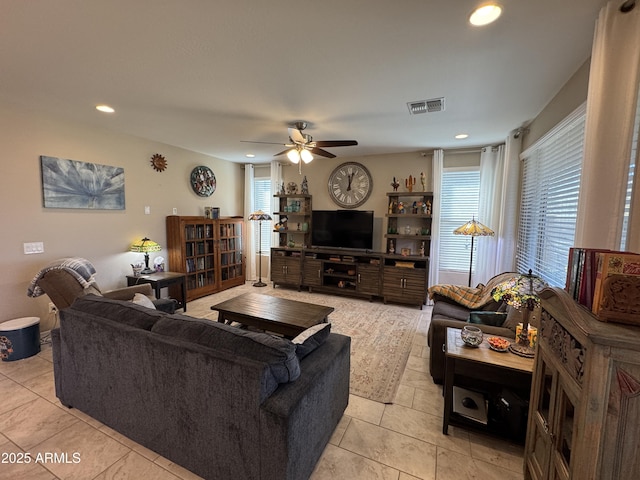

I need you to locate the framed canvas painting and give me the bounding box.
[40,156,125,209]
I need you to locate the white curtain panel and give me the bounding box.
[244,164,256,281]
[496,132,522,273]
[476,145,505,284]
[270,161,283,248]
[428,149,444,294]
[575,1,640,250]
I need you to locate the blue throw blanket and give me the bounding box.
[27,257,97,298]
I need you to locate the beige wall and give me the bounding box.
[521,59,591,151]
[0,103,243,329]
[281,151,433,253]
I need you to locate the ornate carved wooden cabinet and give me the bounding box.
[524,287,640,480]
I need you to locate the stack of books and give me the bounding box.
[566,248,640,319]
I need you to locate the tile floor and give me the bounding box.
[0,287,525,480]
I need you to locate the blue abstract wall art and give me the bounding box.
[40,156,125,210]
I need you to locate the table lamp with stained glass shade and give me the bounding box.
[130,237,162,274]
[248,210,272,287]
[491,269,548,357]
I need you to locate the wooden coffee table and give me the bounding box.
[210,293,334,338]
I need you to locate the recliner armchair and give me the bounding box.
[27,257,176,313]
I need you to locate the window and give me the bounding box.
[253,177,272,254]
[439,168,480,271]
[517,104,586,287]
[621,84,640,251]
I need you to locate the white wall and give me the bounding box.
[0,102,243,330]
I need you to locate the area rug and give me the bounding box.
[190,284,422,404]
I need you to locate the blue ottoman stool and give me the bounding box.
[0,317,41,361]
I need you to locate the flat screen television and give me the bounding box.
[311,210,374,250]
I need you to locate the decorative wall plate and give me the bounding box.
[150,153,167,172]
[190,166,216,197]
[327,162,373,208]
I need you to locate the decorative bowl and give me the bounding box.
[487,336,510,352]
[461,325,483,347]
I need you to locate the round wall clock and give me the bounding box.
[190,166,216,197]
[327,162,373,208]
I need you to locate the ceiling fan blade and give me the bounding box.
[314,140,358,147]
[273,149,291,157]
[310,147,336,158]
[288,127,306,144]
[240,140,293,146]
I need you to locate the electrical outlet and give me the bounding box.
[48,302,58,314]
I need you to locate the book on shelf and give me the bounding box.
[592,251,640,317]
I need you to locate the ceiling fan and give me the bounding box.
[242,121,358,168]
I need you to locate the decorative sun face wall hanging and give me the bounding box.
[150,154,167,172]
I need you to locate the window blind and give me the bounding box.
[253,177,272,254]
[439,168,480,271]
[517,104,586,286]
[620,83,640,250]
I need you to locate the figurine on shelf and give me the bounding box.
[397,201,405,214]
[388,240,395,254]
[412,201,418,214]
[421,202,428,214]
[286,181,298,194]
[301,176,309,195]
[406,175,415,192]
[420,241,425,257]
[426,200,432,215]
[420,172,426,191]
[280,182,286,195]
[391,177,400,191]
[388,200,396,214]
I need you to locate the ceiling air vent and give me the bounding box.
[407,97,445,115]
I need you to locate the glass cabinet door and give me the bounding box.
[528,357,556,479]
[550,386,575,480]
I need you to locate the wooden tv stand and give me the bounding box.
[270,247,429,308]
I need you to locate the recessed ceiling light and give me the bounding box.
[455,133,469,139]
[245,154,255,158]
[469,4,502,26]
[96,104,115,113]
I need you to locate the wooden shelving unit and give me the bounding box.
[166,216,245,301]
[385,191,433,257]
[273,194,312,248]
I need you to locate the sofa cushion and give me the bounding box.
[151,316,300,383]
[502,306,524,332]
[131,292,156,309]
[69,294,165,330]
[467,311,508,327]
[291,323,331,360]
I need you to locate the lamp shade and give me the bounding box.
[453,217,495,237]
[287,149,301,164]
[130,237,162,253]
[248,210,272,221]
[491,270,548,311]
[300,149,313,163]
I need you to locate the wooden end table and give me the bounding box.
[443,327,534,437]
[127,271,187,312]
[210,292,334,339]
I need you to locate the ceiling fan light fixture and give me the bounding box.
[300,149,313,163]
[287,149,300,164]
[469,4,502,26]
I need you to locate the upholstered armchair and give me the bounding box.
[28,257,176,313]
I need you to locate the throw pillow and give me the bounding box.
[502,305,524,332]
[291,323,331,360]
[467,311,507,327]
[131,293,156,310]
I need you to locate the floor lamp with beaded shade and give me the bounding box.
[453,217,495,287]
[248,210,272,287]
